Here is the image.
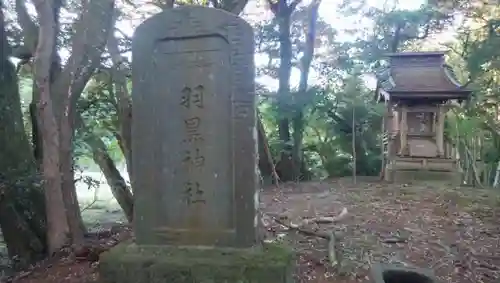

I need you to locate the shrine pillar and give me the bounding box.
[398,105,408,156]
[436,105,445,156]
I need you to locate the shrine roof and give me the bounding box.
[375,51,471,102]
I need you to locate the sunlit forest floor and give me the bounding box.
[8,177,500,283]
[262,178,500,283]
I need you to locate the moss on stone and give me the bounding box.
[99,241,295,283]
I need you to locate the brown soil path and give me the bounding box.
[9,178,500,283]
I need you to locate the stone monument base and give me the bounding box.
[99,241,295,283]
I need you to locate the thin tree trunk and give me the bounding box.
[29,101,43,167]
[272,1,295,182]
[352,107,357,184]
[461,139,483,188]
[257,114,280,185]
[292,0,321,180]
[275,6,293,146]
[107,31,133,179]
[74,106,134,222]
[493,160,500,188]
[60,116,85,247]
[90,138,134,222]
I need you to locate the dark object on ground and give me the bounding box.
[371,263,437,283]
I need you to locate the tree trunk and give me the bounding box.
[493,160,500,188]
[29,100,43,167]
[257,115,280,185]
[107,32,133,179]
[54,0,116,245]
[274,7,295,182]
[17,0,116,249]
[0,8,47,266]
[74,97,134,223]
[291,0,321,181]
[59,116,86,247]
[277,11,292,144]
[352,107,357,183]
[32,0,71,254]
[90,138,134,223]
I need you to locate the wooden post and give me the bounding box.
[352,106,357,184]
[379,101,389,180]
[436,105,445,156]
[387,103,394,156]
[431,108,437,134]
[398,105,408,156]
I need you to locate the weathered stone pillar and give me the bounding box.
[99,6,294,283]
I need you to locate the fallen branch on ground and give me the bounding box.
[381,236,408,244]
[272,217,330,239]
[292,207,348,227]
[266,208,348,268]
[272,216,339,267]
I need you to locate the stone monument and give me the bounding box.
[99,6,294,283]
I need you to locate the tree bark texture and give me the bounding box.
[266,0,302,181]
[107,31,133,179]
[90,138,134,223]
[32,0,71,254]
[21,0,116,250]
[292,0,321,180]
[0,5,47,266]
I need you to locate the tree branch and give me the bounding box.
[15,0,39,55]
[297,0,321,93]
[51,0,116,121]
[0,1,11,57]
[288,0,302,12]
[106,27,132,175]
[115,28,132,41]
[265,0,279,15]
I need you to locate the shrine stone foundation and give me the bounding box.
[98,6,294,283]
[375,52,472,184]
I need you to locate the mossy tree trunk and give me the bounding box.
[0,5,47,268]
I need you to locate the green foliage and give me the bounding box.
[74,75,126,170]
[258,73,384,178]
[250,0,500,184]
[7,0,500,185]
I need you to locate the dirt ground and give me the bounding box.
[7,177,500,283]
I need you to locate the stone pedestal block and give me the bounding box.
[99,242,294,283]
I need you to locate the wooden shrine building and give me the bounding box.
[375,51,472,183]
